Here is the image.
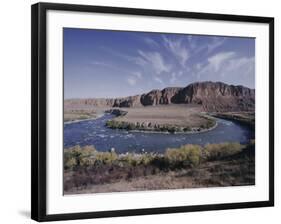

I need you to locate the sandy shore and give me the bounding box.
[64,114,104,125]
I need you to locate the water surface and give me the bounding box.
[64,114,254,153]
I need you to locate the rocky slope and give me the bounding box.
[65,81,255,112]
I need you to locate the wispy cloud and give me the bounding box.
[169,71,183,85]
[127,77,137,86]
[196,51,254,87]
[90,60,130,73]
[137,50,171,74]
[89,60,124,72]
[143,37,159,48]
[195,51,235,79]
[188,36,226,56]
[162,35,190,67]
[187,35,198,51]
[195,63,202,70]
[226,57,254,72]
[170,72,177,84]
[208,51,236,72]
[154,77,164,85]
[224,57,255,77]
[132,71,142,79]
[90,61,112,68]
[100,46,135,62]
[126,71,143,86]
[207,37,226,54]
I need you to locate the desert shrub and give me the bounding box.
[106,120,113,127]
[166,126,176,133]
[119,121,128,129]
[120,153,138,166]
[106,120,121,129]
[94,151,118,165]
[64,145,82,169]
[149,156,168,170]
[64,142,247,171]
[204,142,244,160]
[64,145,96,169]
[183,126,191,132]
[138,154,156,165]
[200,118,216,129]
[64,157,76,170]
[165,144,202,168]
[107,120,135,130]
[118,153,156,166]
[127,123,136,130]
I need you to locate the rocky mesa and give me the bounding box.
[65,81,255,112]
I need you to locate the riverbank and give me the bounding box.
[64,141,255,194]
[212,111,255,127]
[105,105,217,134]
[63,106,111,123]
[64,114,104,125]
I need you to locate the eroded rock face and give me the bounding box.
[140,89,162,106]
[113,95,142,107]
[176,82,255,112]
[64,81,255,112]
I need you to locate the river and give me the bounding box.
[64,114,254,153]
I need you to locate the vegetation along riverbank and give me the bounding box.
[64,140,255,194]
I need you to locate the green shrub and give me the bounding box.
[126,122,136,130]
[106,120,135,130]
[183,127,191,132]
[167,126,177,133]
[64,145,96,169]
[120,153,138,166]
[94,151,118,165]
[119,153,156,166]
[200,118,216,129]
[204,142,244,160]
[165,144,202,167]
[106,120,120,128]
[138,154,155,165]
[64,157,76,170]
[105,120,113,127]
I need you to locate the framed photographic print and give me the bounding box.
[31,2,274,222]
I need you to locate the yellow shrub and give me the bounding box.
[94,151,118,165]
[139,154,155,165]
[165,144,202,167]
[204,142,244,160]
[120,153,138,166]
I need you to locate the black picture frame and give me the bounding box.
[31,2,274,222]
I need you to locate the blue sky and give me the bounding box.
[64,28,255,99]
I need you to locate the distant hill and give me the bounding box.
[65,81,255,112]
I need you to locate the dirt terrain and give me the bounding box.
[114,105,204,126]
